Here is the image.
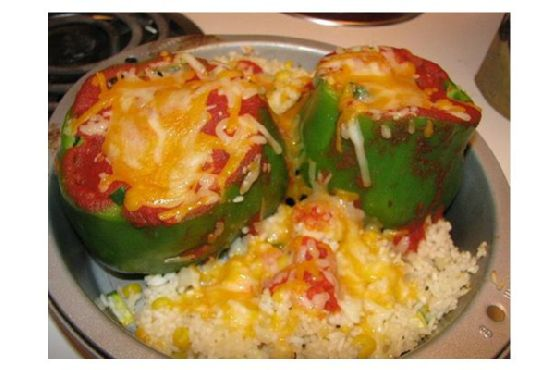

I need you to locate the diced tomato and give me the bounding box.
[414,61,449,91]
[203,90,230,136]
[293,204,333,231]
[304,271,340,312]
[239,94,266,119]
[393,221,427,253]
[202,149,230,174]
[266,236,340,312]
[392,48,448,91]
[61,135,125,212]
[72,64,135,117]
[304,80,314,90]
[296,236,330,261]
[203,91,266,136]
[393,206,446,253]
[406,224,426,253]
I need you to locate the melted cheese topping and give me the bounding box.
[72,54,282,222]
[319,47,426,114]
[318,46,468,121]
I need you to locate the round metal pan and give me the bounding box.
[288,13,420,27]
[48,35,510,359]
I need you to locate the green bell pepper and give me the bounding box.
[58,108,287,274]
[300,65,480,229]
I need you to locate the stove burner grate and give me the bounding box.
[48,13,203,117]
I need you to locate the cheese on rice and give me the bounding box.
[124,191,486,359]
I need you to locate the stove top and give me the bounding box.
[48,13,203,117]
[289,13,419,27]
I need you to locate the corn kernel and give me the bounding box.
[135,327,148,342]
[122,283,142,298]
[151,296,173,310]
[275,70,290,82]
[353,334,377,358]
[172,326,190,351]
[270,344,294,359]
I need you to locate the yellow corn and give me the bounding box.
[353,334,377,358]
[135,326,148,342]
[172,326,190,351]
[270,344,294,359]
[275,70,291,83]
[151,296,173,310]
[122,283,142,298]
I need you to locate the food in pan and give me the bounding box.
[299,46,482,229]
[102,191,486,358]
[56,45,486,358]
[56,51,296,273]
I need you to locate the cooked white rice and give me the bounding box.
[118,191,486,358]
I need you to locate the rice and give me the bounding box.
[213,51,312,114]
[119,191,486,358]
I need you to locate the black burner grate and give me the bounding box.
[48,13,203,117]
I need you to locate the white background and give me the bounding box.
[2,0,555,369]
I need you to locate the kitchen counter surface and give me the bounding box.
[49,12,509,358]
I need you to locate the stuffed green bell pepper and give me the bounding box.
[299,46,481,229]
[57,51,287,274]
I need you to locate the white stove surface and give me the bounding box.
[48,12,509,358]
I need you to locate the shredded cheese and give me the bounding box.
[240,154,262,195]
[346,119,371,187]
[176,52,207,78]
[319,46,475,122]
[73,54,280,223]
[243,115,282,155]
